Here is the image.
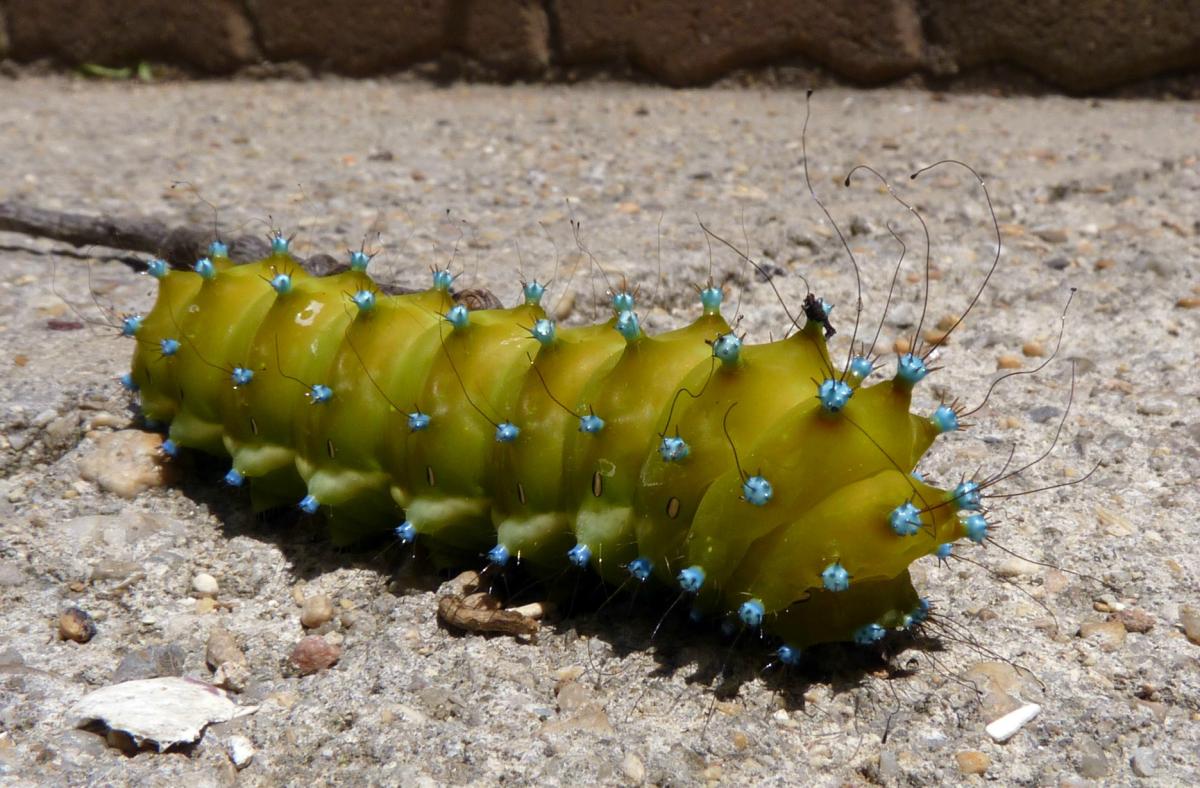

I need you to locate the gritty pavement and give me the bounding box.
[0,78,1198,786]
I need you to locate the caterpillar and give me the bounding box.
[106,99,1087,666]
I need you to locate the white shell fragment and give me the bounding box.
[985,702,1042,743]
[66,677,257,750]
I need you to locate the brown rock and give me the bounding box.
[5,0,257,72]
[1111,607,1155,634]
[963,661,1029,719]
[1181,605,1200,645]
[923,1,1200,92]
[1021,341,1045,357]
[59,607,97,643]
[997,353,1023,370]
[1079,619,1126,651]
[300,594,335,629]
[206,628,246,670]
[956,750,990,775]
[289,635,341,676]
[554,0,924,85]
[78,430,178,499]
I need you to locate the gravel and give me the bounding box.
[0,77,1198,784]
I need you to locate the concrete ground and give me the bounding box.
[0,78,1197,786]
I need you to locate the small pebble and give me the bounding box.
[77,430,177,498]
[1079,620,1126,651]
[956,750,990,775]
[195,597,217,614]
[300,594,335,629]
[289,635,341,675]
[227,734,255,769]
[997,353,1023,369]
[985,702,1040,743]
[1035,228,1069,243]
[59,607,97,643]
[893,337,911,354]
[192,572,219,598]
[1021,340,1044,357]
[1112,608,1155,634]
[1180,605,1200,645]
[621,752,646,783]
[206,628,246,669]
[1129,747,1157,777]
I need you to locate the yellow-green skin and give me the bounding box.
[129,249,971,649]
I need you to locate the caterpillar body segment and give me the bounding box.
[128,247,970,650]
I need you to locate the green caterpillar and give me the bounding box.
[117,204,998,659]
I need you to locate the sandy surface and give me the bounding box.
[0,78,1198,786]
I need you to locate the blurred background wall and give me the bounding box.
[1,0,1197,92]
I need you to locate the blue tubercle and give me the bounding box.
[776,644,801,666]
[146,259,168,279]
[849,355,874,380]
[349,250,370,271]
[888,501,922,536]
[739,599,765,628]
[741,475,773,506]
[394,521,416,544]
[931,404,959,433]
[160,338,181,356]
[530,318,556,346]
[270,233,289,255]
[223,469,244,487]
[208,240,229,259]
[854,623,886,645]
[487,544,511,566]
[712,333,742,366]
[905,598,931,629]
[407,411,431,432]
[821,562,850,592]
[298,495,320,515]
[194,257,216,280]
[119,372,138,392]
[567,543,591,569]
[351,290,375,313]
[230,367,254,387]
[270,273,292,295]
[523,280,546,305]
[626,557,653,582]
[817,378,853,413]
[495,422,520,443]
[615,310,640,341]
[678,565,706,593]
[309,384,333,404]
[963,513,989,543]
[897,353,928,385]
[950,480,982,511]
[579,414,605,434]
[659,435,690,462]
[445,304,469,330]
[611,291,635,313]
[935,542,953,562]
[432,269,454,291]
[121,314,143,337]
[161,439,178,458]
[700,286,723,313]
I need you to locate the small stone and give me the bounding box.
[956,750,990,775]
[731,730,749,750]
[1035,228,1069,243]
[1076,737,1109,778]
[227,734,255,769]
[997,353,1023,369]
[923,329,951,346]
[1022,340,1045,357]
[289,635,340,675]
[1180,605,1200,645]
[1175,296,1200,309]
[621,752,646,783]
[996,557,1038,577]
[59,607,97,643]
[1112,608,1155,634]
[555,681,591,714]
[206,628,246,670]
[1129,747,1157,777]
[1079,620,1126,650]
[1028,405,1062,424]
[300,594,335,629]
[112,645,186,683]
[1044,256,1070,270]
[192,573,219,598]
[893,337,911,355]
[78,430,177,498]
[0,560,25,586]
[195,597,217,614]
[213,660,251,693]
